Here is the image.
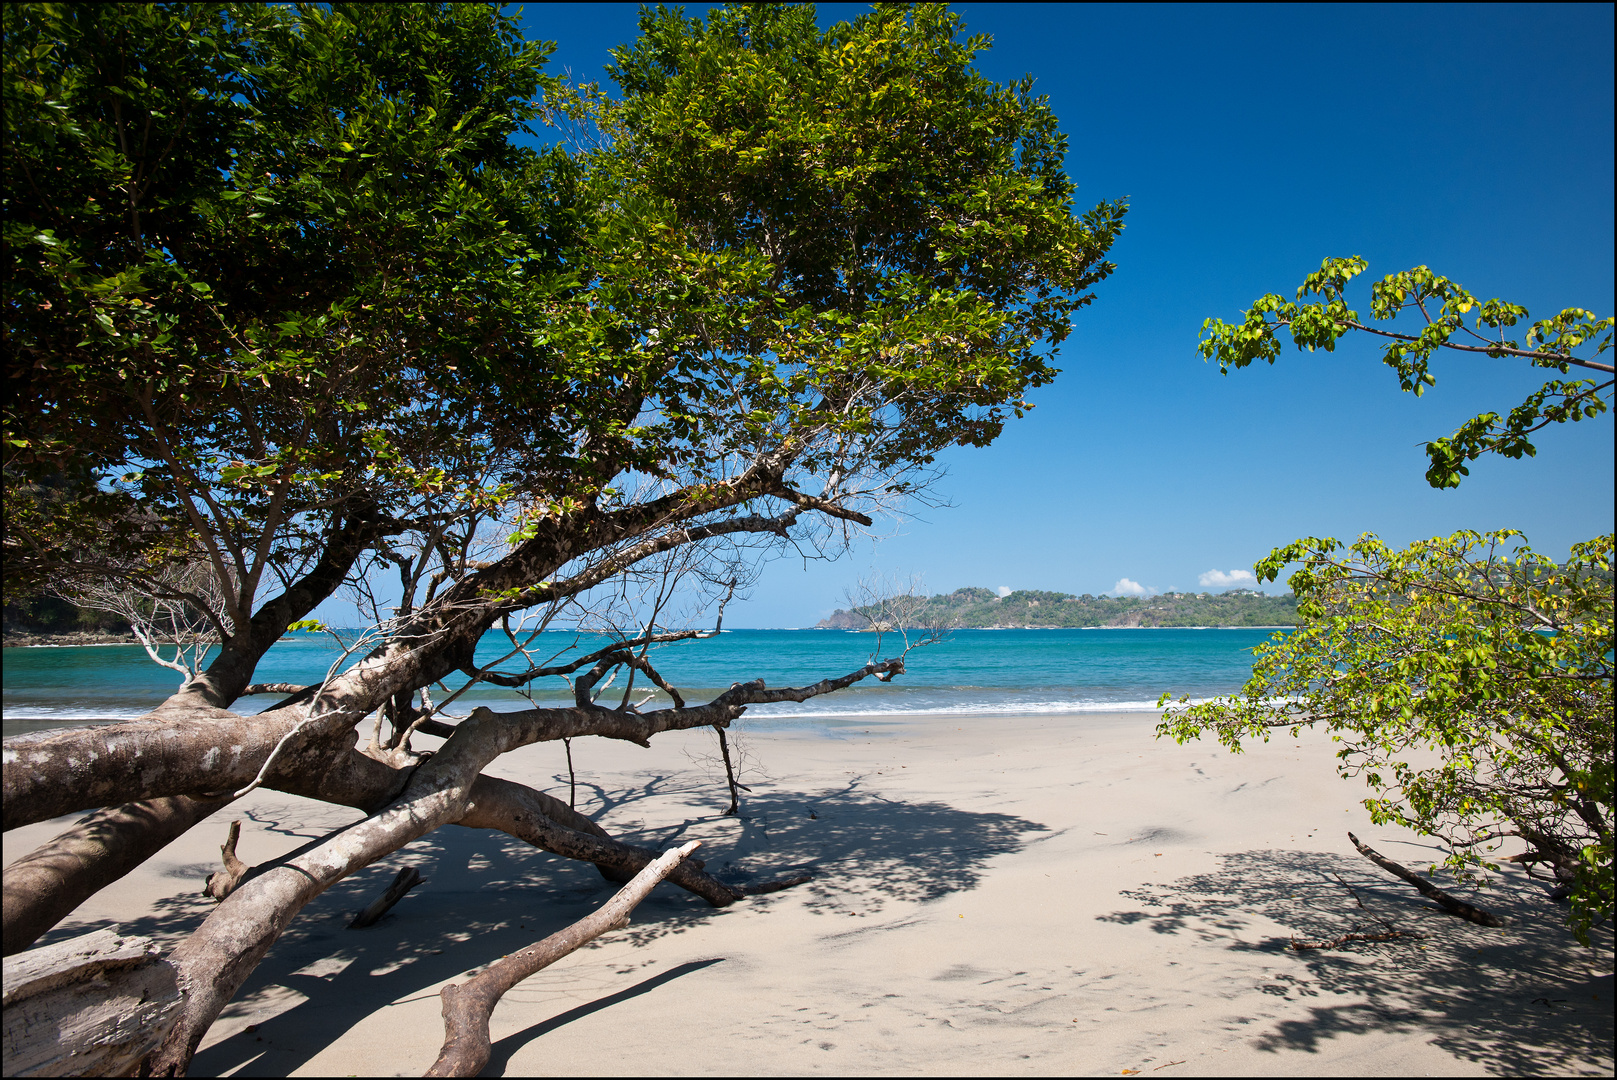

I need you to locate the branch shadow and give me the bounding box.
[176,774,1045,1076]
[1097,846,1613,1075]
[481,957,725,1075]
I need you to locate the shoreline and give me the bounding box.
[3,626,1301,647]
[2,632,141,649]
[7,710,1607,1076]
[1,703,1177,740]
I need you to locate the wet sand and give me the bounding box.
[5,711,1610,1076]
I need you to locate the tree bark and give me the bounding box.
[3,708,305,829]
[203,820,251,902]
[136,663,902,1074]
[2,707,423,831]
[426,840,701,1078]
[2,660,903,830]
[3,794,233,956]
[1347,831,1505,927]
[3,927,182,1077]
[457,775,741,905]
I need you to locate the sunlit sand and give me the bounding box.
[6,712,1609,1076]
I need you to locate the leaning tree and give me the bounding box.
[1,3,1124,1072]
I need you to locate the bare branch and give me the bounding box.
[427,841,701,1077]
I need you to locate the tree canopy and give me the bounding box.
[4,1,1124,710]
[1,4,1124,1071]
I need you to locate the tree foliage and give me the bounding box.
[1160,532,1614,942]
[4,1,575,681]
[2,5,1124,1069]
[821,586,1299,627]
[1199,256,1614,488]
[1171,256,1613,943]
[4,1,1124,710]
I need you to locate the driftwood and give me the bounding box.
[426,840,701,1078]
[2,927,182,1077]
[1289,871,1425,950]
[1348,831,1504,927]
[203,821,251,902]
[1290,928,1420,950]
[349,866,425,929]
[739,872,813,896]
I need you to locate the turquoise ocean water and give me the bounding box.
[2,628,1284,736]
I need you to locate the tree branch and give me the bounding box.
[1279,316,1615,373]
[1347,831,1504,927]
[426,841,701,1078]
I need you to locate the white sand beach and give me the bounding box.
[5,712,1611,1077]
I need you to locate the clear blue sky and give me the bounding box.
[324,3,1616,628]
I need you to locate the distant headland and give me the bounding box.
[816,587,1298,629]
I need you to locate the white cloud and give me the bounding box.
[1112,578,1150,597]
[996,586,1012,598]
[1199,569,1258,589]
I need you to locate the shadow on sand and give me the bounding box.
[115,773,1047,1077]
[1098,845,1612,1076]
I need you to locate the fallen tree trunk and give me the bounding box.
[1,705,343,830]
[426,840,702,1078]
[136,666,903,1074]
[0,651,903,1073]
[1,773,760,1072]
[3,794,233,956]
[2,739,411,952]
[146,706,595,1074]
[0,745,732,965]
[1347,831,1504,927]
[2,927,182,1077]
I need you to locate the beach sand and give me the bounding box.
[5,712,1611,1076]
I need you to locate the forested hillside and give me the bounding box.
[2,594,131,645]
[817,587,1298,628]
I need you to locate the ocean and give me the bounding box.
[1,628,1283,737]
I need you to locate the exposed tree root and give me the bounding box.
[349,866,425,929]
[426,841,700,1078]
[1348,831,1504,927]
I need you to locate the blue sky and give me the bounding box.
[329,3,1615,627]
